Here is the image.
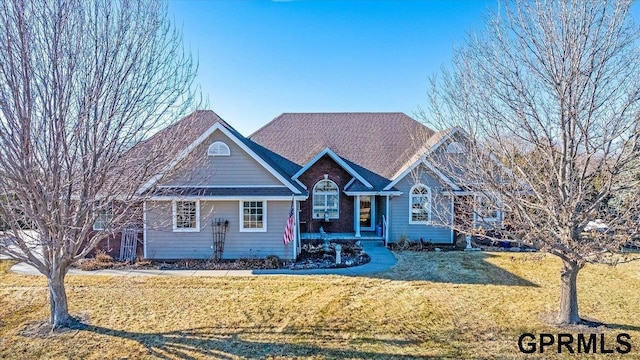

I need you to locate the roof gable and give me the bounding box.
[383,127,468,190]
[249,112,436,180]
[387,127,463,181]
[383,158,460,191]
[137,111,303,195]
[293,147,373,189]
[159,130,286,188]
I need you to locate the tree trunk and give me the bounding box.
[558,259,581,325]
[48,267,72,328]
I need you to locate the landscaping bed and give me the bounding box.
[73,240,370,271]
[290,239,370,270]
[387,236,538,252]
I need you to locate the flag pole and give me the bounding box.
[283,195,296,260]
[292,197,297,258]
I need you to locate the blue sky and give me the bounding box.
[168,1,639,135]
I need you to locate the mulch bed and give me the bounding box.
[387,237,538,253]
[289,240,370,270]
[73,240,370,271]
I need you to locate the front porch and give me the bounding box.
[300,231,384,242]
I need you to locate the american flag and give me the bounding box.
[283,198,295,245]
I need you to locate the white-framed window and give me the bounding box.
[409,184,431,224]
[446,141,465,154]
[172,200,200,232]
[93,206,113,231]
[313,179,339,219]
[240,200,267,232]
[207,141,230,156]
[476,195,502,222]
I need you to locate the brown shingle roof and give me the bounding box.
[249,112,436,180]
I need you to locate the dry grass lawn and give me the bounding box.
[1,251,640,359]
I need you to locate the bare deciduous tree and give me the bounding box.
[421,0,640,325]
[0,0,197,328]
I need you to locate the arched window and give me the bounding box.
[313,179,339,220]
[409,184,431,223]
[446,141,465,154]
[207,141,230,156]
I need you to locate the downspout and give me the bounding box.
[450,194,454,244]
[355,195,361,237]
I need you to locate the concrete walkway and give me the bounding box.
[9,241,397,277]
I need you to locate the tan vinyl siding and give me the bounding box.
[144,200,293,259]
[161,131,284,187]
[388,169,453,244]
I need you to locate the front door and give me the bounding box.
[359,195,375,231]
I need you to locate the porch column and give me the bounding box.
[385,195,390,247]
[142,201,147,258]
[295,200,301,255]
[355,195,361,237]
[472,193,477,228]
[449,194,455,244]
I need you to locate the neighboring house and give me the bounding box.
[110,110,501,260]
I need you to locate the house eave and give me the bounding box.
[149,195,309,201]
[343,191,402,196]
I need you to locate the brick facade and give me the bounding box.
[88,201,144,260]
[91,231,143,259]
[298,155,355,234]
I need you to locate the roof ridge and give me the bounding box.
[248,113,286,139]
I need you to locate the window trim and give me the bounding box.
[409,184,432,224]
[207,141,231,156]
[475,195,502,223]
[239,200,267,232]
[172,200,200,232]
[312,179,340,220]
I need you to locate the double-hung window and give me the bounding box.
[240,201,266,232]
[173,200,200,232]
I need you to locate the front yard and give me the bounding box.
[1,251,639,359]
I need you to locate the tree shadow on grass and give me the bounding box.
[371,251,538,287]
[80,324,451,359]
[538,314,640,333]
[591,322,640,332]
